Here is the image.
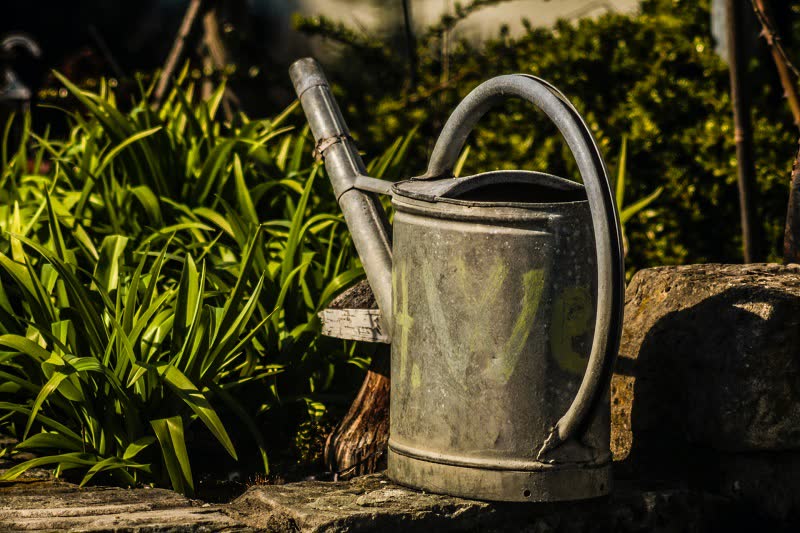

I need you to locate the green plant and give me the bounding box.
[0,220,259,494]
[0,70,415,492]
[612,136,663,263]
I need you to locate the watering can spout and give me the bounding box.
[289,58,394,329]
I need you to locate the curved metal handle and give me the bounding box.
[1,34,41,58]
[424,74,624,457]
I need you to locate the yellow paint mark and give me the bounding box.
[456,256,507,310]
[458,256,509,352]
[394,261,414,380]
[550,286,593,374]
[421,259,471,383]
[411,363,421,389]
[493,268,546,382]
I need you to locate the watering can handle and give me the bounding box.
[421,75,624,457]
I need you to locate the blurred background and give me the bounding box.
[2,1,646,114]
[4,0,799,307]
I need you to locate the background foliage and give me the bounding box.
[297,0,798,270]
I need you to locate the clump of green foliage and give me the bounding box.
[0,69,410,494]
[297,0,797,269]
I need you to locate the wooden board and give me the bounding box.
[319,308,389,343]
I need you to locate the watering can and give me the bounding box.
[289,58,624,502]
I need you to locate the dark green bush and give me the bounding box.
[297,0,798,270]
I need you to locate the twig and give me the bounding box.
[331,448,385,481]
[401,0,418,87]
[750,0,800,127]
[368,69,476,115]
[750,0,800,80]
[406,68,474,104]
[563,0,616,20]
[154,0,204,106]
[784,140,800,263]
[201,6,238,121]
[202,7,228,71]
[726,0,761,262]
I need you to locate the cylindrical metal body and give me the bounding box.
[387,172,609,501]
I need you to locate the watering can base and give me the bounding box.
[387,448,611,502]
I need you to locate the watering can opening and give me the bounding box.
[391,170,587,207]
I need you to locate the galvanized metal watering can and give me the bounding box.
[289,58,624,502]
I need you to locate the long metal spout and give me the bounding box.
[289,58,394,331]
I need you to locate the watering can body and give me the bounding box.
[290,59,623,502]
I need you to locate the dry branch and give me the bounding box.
[751,0,800,128]
[784,142,800,263]
[727,0,761,262]
[154,0,204,105]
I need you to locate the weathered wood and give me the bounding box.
[324,348,390,478]
[726,0,762,262]
[752,0,800,128]
[319,308,389,343]
[321,280,390,477]
[154,0,204,105]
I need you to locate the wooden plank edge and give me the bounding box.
[318,308,390,344]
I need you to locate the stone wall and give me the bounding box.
[610,263,800,524]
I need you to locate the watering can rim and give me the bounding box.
[391,169,587,209]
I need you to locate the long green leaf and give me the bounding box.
[620,186,663,224]
[156,364,237,460]
[0,452,99,481]
[151,416,193,495]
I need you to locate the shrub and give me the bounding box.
[0,70,410,493]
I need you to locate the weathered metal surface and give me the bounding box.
[388,177,608,502]
[416,74,624,462]
[290,59,623,503]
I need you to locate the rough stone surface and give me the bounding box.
[713,451,800,525]
[229,473,744,532]
[0,474,250,532]
[0,469,781,532]
[612,263,800,462]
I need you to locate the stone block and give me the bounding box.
[0,478,249,532]
[229,473,741,532]
[611,263,800,464]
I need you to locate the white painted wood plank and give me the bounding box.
[319,308,390,343]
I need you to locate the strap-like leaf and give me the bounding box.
[151,416,193,495]
[0,452,98,481]
[156,364,237,460]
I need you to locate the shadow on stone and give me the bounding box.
[612,265,800,528]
